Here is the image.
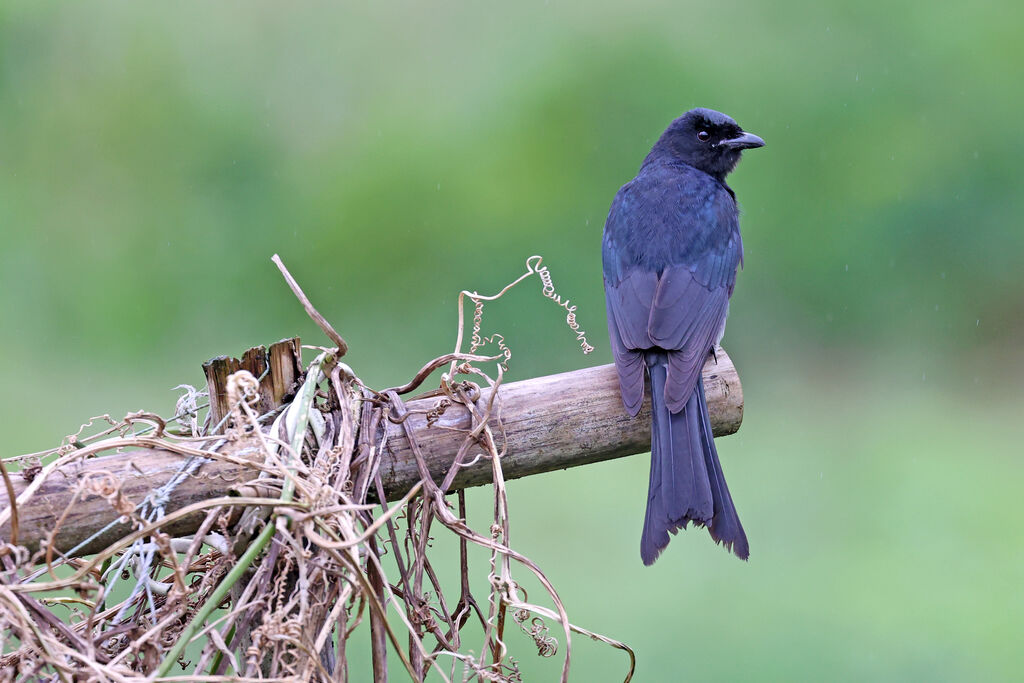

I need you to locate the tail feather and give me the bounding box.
[641,355,748,565]
[696,375,749,560]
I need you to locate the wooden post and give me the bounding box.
[0,350,742,556]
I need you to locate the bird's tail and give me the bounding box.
[641,354,749,565]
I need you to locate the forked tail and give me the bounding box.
[641,353,749,565]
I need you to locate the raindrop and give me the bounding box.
[844,264,849,272]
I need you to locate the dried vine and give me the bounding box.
[0,255,632,682]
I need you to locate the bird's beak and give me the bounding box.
[721,131,765,150]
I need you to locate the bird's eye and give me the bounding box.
[697,130,711,142]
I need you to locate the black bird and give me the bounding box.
[602,108,763,565]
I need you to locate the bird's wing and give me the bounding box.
[605,267,657,415]
[650,264,732,411]
[603,166,742,413]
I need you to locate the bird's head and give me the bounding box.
[652,108,764,181]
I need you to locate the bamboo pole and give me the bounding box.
[0,352,742,556]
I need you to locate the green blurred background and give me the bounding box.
[2,1,1021,680]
